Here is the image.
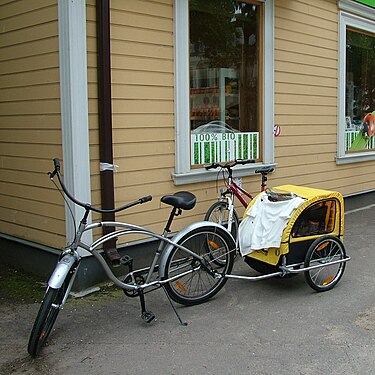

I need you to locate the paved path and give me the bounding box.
[1,207,374,375]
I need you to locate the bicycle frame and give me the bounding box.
[227,178,254,208]
[48,219,226,295]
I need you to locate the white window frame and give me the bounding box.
[337,1,375,164]
[172,0,275,184]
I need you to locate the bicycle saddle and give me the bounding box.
[161,191,197,210]
[255,166,274,174]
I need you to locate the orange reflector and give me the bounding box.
[208,240,219,250]
[317,242,328,252]
[323,276,335,286]
[175,280,187,292]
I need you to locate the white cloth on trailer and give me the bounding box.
[239,192,305,256]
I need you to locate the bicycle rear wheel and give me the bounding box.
[28,270,74,357]
[163,225,235,306]
[205,201,239,240]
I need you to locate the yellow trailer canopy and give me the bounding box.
[244,185,344,266]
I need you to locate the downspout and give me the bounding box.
[96,0,120,262]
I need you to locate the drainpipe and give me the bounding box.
[96,0,120,262]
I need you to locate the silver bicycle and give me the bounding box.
[28,158,236,357]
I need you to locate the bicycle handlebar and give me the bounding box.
[205,159,255,170]
[49,158,152,214]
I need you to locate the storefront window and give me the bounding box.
[189,0,262,165]
[345,28,375,152]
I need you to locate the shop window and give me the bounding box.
[190,1,262,165]
[345,29,375,152]
[338,2,375,164]
[173,0,274,184]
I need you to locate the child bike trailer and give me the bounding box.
[238,185,350,292]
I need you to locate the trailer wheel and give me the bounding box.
[304,235,346,292]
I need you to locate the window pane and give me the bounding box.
[189,0,262,165]
[345,28,375,152]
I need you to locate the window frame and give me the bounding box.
[172,0,275,185]
[337,1,375,164]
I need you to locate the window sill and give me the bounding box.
[336,152,375,165]
[171,163,276,185]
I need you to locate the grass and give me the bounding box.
[0,264,46,305]
[0,263,124,306]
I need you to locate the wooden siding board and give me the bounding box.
[275,104,336,116]
[1,141,63,161]
[275,28,337,51]
[0,99,60,115]
[114,141,174,158]
[275,144,336,158]
[111,10,172,32]
[0,114,61,129]
[112,114,173,128]
[111,39,173,59]
[113,128,173,142]
[275,72,337,88]
[0,37,59,61]
[111,24,172,46]
[111,0,172,18]
[0,181,61,205]
[0,84,60,101]
[111,54,173,73]
[112,70,173,86]
[275,82,337,96]
[0,68,60,88]
[0,21,58,48]
[276,61,337,79]
[0,0,56,20]
[276,93,337,106]
[0,221,65,248]
[112,84,173,100]
[275,39,337,60]
[0,129,61,144]
[275,50,337,70]
[276,2,337,31]
[112,99,173,114]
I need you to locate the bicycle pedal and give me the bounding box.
[141,311,155,323]
[120,255,133,267]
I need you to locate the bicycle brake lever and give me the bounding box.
[49,158,61,179]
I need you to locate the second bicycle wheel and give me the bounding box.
[205,201,239,240]
[304,235,346,292]
[163,225,235,306]
[28,269,75,357]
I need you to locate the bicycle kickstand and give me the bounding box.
[161,286,188,326]
[139,290,155,323]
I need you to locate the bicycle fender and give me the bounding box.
[158,221,235,277]
[48,254,77,289]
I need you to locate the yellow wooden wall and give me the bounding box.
[0,0,66,247]
[272,0,375,195]
[1,0,374,251]
[109,0,187,233]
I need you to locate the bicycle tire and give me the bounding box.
[304,235,346,292]
[205,201,240,240]
[163,225,235,306]
[28,271,74,357]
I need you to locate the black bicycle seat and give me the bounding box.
[161,191,197,210]
[255,166,274,174]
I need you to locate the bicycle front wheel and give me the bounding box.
[304,235,346,292]
[163,226,235,306]
[28,271,74,357]
[205,201,239,240]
